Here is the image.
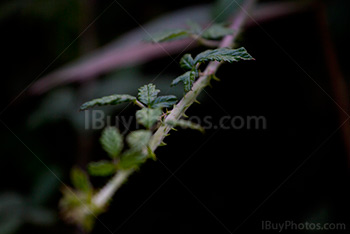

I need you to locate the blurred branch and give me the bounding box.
[29,1,309,95]
[315,3,350,165]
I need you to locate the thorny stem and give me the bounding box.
[92,169,133,208]
[92,0,256,210]
[150,0,256,151]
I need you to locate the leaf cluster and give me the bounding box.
[172,47,253,92]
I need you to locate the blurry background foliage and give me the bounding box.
[1,0,350,233]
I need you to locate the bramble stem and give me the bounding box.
[149,0,256,151]
[92,169,133,208]
[92,0,256,210]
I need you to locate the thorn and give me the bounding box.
[160,141,167,146]
[194,99,201,104]
[147,146,157,160]
[171,128,178,131]
[212,75,220,82]
[182,113,189,118]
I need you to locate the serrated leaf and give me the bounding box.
[136,108,162,128]
[151,95,177,108]
[100,127,123,159]
[138,83,160,106]
[202,24,234,40]
[118,150,148,170]
[70,167,91,192]
[171,70,198,93]
[191,68,199,80]
[148,29,189,43]
[80,94,136,111]
[165,119,204,133]
[126,130,152,150]
[194,47,254,64]
[180,54,195,70]
[87,161,116,176]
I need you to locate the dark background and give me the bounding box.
[1,0,350,233]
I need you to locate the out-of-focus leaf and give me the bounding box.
[100,127,123,159]
[202,24,234,39]
[136,108,162,129]
[31,168,61,205]
[194,47,254,64]
[59,188,102,232]
[187,20,202,34]
[0,215,22,234]
[126,130,152,150]
[151,95,177,108]
[70,167,91,192]
[0,192,56,233]
[88,161,117,176]
[148,29,190,43]
[24,206,56,226]
[0,193,23,234]
[138,84,160,106]
[80,94,136,111]
[118,150,148,170]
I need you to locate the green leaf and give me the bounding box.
[194,47,254,64]
[126,130,152,150]
[70,167,91,192]
[118,150,148,170]
[180,54,195,70]
[151,95,177,108]
[165,119,204,133]
[136,108,162,129]
[202,24,234,40]
[171,70,198,93]
[138,83,160,106]
[80,94,136,111]
[87,161,117,176]
[148,29,189,43]
[100,127,123,159]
